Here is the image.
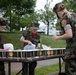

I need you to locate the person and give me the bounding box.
[0,43,10,75]
[20,22,40,75]
[0,17,7,75]
[0,42,6,75]
[52,2,76,75]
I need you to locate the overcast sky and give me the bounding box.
[35,0,62,11]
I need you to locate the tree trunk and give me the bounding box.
[10,6,12,32]
[47,21,49,35]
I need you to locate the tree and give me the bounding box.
[0,0,36,31]
[38,0,55,35]
[20,12,40,31]
[62,0,76,12]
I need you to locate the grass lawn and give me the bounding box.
[0,32,66,49]
[41,34,66,48]
[35,63,64,75]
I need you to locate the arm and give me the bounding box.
[0,48,10,51]
[0,49,3,51]
[36,34,41,49]
[52,19,73,41]
[52,28,73,40]
[20,36,32,45]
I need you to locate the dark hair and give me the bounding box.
[53,2,65,12]
[31,22,39,28]
[0,17,7,26]
[53,2,65,18]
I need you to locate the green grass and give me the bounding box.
[0,32,23,49]
[35,63,64,75]
[0,33,66,49]
[41,35,66,48]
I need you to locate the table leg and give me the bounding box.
[8,62,11,75]
[59,57,61,73]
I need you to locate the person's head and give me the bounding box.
[53,2,68,19]
[30,22,39,33]
[0,17,7,31]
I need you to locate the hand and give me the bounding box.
[25,40,32,45]
[35,47,39,49]
[27,41,32,45]
[52,36,59,40]
[6,47,10,50]
[3,47,10,51]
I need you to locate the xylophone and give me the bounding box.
[0,48,65,61]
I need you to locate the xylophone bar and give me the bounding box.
[0,48,65,58]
